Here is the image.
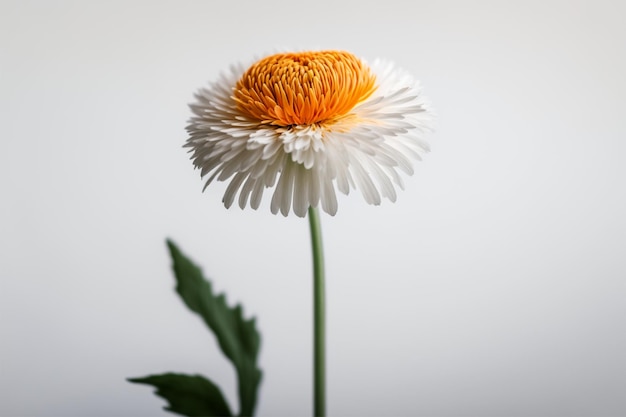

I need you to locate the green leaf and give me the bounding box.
[166,240,262,417]
[128,373,232,417]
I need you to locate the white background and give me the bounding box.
[1,1,625,416]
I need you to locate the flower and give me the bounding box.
[185,50,433,217]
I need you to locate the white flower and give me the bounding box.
[186,51,433,217]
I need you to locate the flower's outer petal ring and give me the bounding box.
[185,53,433,217]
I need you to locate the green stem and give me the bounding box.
[308,206,325,417]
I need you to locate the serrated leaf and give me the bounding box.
[128,373,232,417]
[166,240,262,417]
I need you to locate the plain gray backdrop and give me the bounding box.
[1,0,625,416]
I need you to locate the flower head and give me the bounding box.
[186,50,433,217]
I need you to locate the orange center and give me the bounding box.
[234,51,376,126]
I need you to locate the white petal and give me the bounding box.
[320,174,338,216]
[250,179,265,210]
[293,165,310,217]
[271,160,295,216]
[348,153,381,205]
[238,176,257,209]
[223,172,248,209]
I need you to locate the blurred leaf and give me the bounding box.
[128,373,232,416]
[166,239,262,417]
